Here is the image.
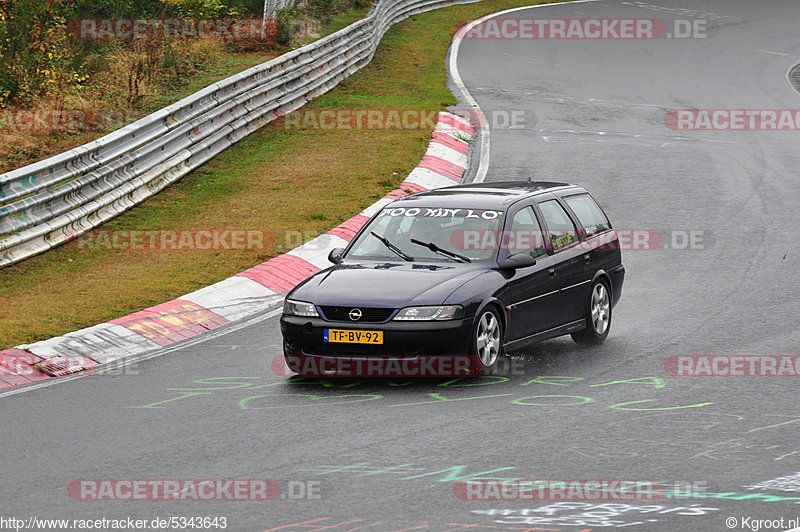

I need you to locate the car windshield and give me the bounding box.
[346,206,505,262]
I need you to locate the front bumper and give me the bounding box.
[280,315,476,376]
[609,264,625,308]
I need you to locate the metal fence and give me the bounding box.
[0,0,477,268]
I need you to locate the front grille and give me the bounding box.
[319,306,395,323]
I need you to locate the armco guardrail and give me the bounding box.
[0,0,478,268]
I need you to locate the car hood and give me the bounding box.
[289,261,488,308]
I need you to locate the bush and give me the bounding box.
[0,0,87,106]
[276,7,300,45]
[161,0,227,18]
[72,0,165,18]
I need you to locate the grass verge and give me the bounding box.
[0,0,561,347]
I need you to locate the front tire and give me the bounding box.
[470,307,503,375]
[571,279,611,345]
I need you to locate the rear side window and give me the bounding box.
[538,200,578,252]
[565,194,611,237]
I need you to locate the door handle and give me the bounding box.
[548,267,556,277]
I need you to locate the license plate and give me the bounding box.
[324,329,383,344]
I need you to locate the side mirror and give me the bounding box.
[328,247,345,264]
[498,253,536,270]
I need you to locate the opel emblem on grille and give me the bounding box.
[348,308,362,321]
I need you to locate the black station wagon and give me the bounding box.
[280,181,625,377]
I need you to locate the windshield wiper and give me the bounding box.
[370,232,414,261]
[410,239,471,263]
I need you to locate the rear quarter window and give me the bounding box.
[564,194,611,237]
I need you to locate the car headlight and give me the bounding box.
[283,299,319,318]
[393,305,463,321]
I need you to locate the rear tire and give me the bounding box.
[571,279,611,345]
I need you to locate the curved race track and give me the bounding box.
[3,1,800,530]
